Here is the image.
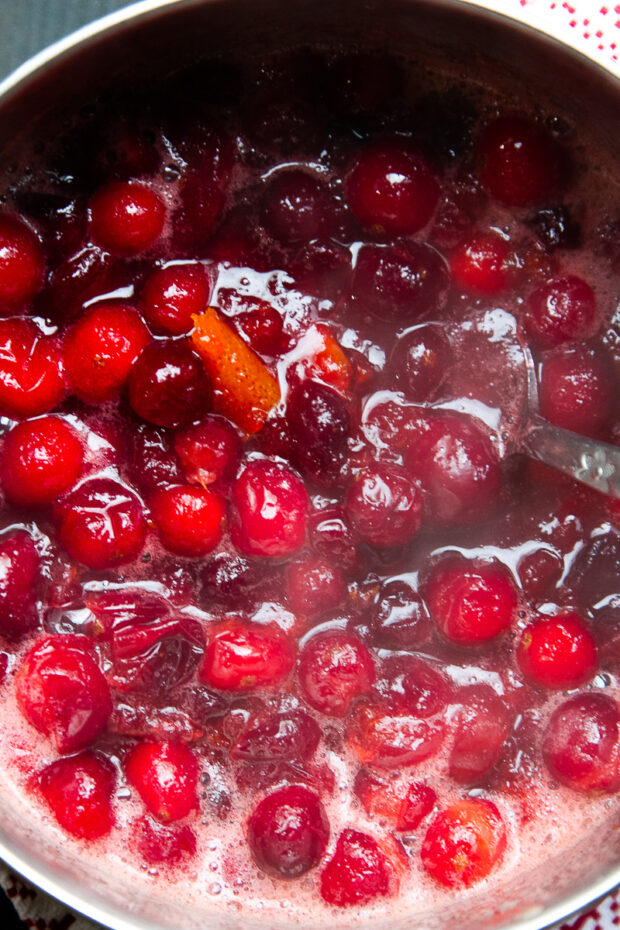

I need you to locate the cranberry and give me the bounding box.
[230,460,308,558]
[345,464,423,548]
[55,477,146,570]
[320,829,391,907]
[0,319,65,419]
[298,632,375,717]
[391,324,452,402]
[398,781,437,831]
[45,245,121,324]
[287,380,351,477]
[132,816,197,866]
[231,710,320,763]
[0,214,45,311]
[128,341,211,429]
[16,635,112,752]
[174,415,241,487]
[424,557,518,645]
[451,231,508,295]
[543,693,620,792]
[248,784,329,879]
[200,552,266,607]
[346,139,439,235]
[354,771,436,831]
[350,242,448,322]
[291,238,352,301]
[200,621,295,692]
[1,416,83,507]
[125,741,199,822]
[63,302,150,403]
[449,685,511,784]
[236,303,287,356]
[525,276,600,348]
[308,507,358,572]
[285,556,346,619]
[405,414,501,526]
[479,116,563,206]
[375,655,450,718]
[539,347,614,439]
[369,579,432,650]
[128,422,183,493]
[517,546,563,600]
[261,170,335,244]
[0,530,41,638]
[172,133,233,250]
[517,614,597,689]
[150,485,225,557]
[141,263,211,335]
[90,180,165,254]
[421,799,506,887]
[347,702,445,768]
[39,752,116,840]
[111,616,204,693]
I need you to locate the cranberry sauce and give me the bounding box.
[0,46,618,918]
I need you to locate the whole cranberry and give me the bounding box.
[128,341,211,429]
[248,785,329,878]
[230,460,308,558]
[369,579,432,650]
[543,693,620,792]
[39,752,116,840]
[350,242,449,322]
[0,530,41,638]
[375,655,450,718]
[132,817,197,866]
[261,170,335,244]
[298,632,375,717]
[231,710,320,763]
[1,416,83,507]
[141,262,211,335]
[478,116,563,206]
[517,613,597,689]
[421,799,506,887]
[345,464,424,548]
[174,415,241,487]
[291,238,352,301]
[525,276,600,348]
[287,380,351,477]
[0,214,45,311]
[125,741,198,822]
[347,702,445,769]
[308,507,358,571]
[128,422,183,493]
[236,302,287,356]
[90,180,165,255]
[391,324,452,402]
[200,621,295,692]
[451,231,508,295]
[320,829,391,907]
[285,556,347,619]
[150,485,225,557]
[0,319,65,419]
[449,685,511,784]
[539,347,615,439]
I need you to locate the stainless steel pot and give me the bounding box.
[0,1,618,928]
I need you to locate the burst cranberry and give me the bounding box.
[231,710,320,763]
[391,324,451,402]
[479,116,563,206]
[517,614,597,689]
[200,621,295,692]
[230,460,308,558]
[133,817,197,866]
[525,276,600,348]
[55,477,146,570]
[110,616,203,693]
[421,799,506,887]
[236,303,287,356]
[141,263,211,335]
[451,231,508,295]
[369,579,432,650]
[291,238,352,301]
[248,785,329,878]
[261,170,335,244]
[320,829,392,907]
[350,242,449,322]
[174,415,241,487]
[63,302,149,403]
[128,422,183,493]
[287,380,351,477]
[449,685,511,784]
[200,552,265,607]
[128,341,211,428]
[424,558,518,645]
[125,741,198,822]
[345,464,423,548]
[518,546,563,600]
[405,414,501,526]
[347,702,445,768]
[150,485,224,557]
[375,655,450,718]
[285,556,346,619]
[46,245,120,324]
[0,530,41,638]
[308,507,358,571]
[298,632,374,717]
[1,416,83,507]
[0,319,65,419]
[543,693,620,792]
[539,347,614,439]
[354,771,436,831]
[90,180,165,254]
[16,635,112,752]
[0,214,45,311]
[39,752,115,840]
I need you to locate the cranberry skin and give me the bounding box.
[517,614,597,689]
[354,771,436,831]
[421,799,506,888]
[375,655,450,718]
[232,710,320,763]
[543,693,620,792]
[369,579,432,650]
[128,423,183,493]
[285,556,346,619]
[55,477,147,570]
[46,245,120,325]
[200,551,265,607]
[479,116,563,206]
[16,635,112,753]
[174,415,241,487]
[261,170,335,244]
[200,621,295,692]
[0,319,65,419]
[449,685,511,784]
[525,276,600,349]
[308,507,358,572]
[1,416,83,507]
[347,139,439,235]
[320,829,391,907]
[347,702,445,769]
[150,485,225,557]
[0,214,45,311]
[90,181,165,255]
[248,785,329,879]
[287,380,351,476]
[133,817,197,866]
[539,348,614,440]
[405,414,501,526]
[141,263,211,335]
[391,325,451,402]
[230,460,308,558]
[236,303,287,356]
[291,239,352,301]
[424,558,518,645]
[518,546,563,600]
[298,632,375,717]
[350,242,448,322]
[451,231,508,295]
[128,341,211,429]
[345,464,423,548]
[0,530,41,638]
[39,752,116,840]
[64,302,150,404]
[125,741,198,822]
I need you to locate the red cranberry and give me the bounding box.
[150,485,224,557]
[0,530,41,638]
[285,556,346,619]
[525,276,600,348]
[230,460,308,558]
[421,799,506,887]
[354,771,436,831]
[375,655,450,718]
[345,464,423,548]
[479,116,563,206]
[517,613,597,689]
[449,685,511,784]
[261,170,335,244]
[391,324,451,402]
[132,816,197,866]
[424,558,518,645]
[236,303,287,356]
[347,702,445,768]
[543,693,620,792]
[172,133,233,250]
[298,632,374,717]
[291,238,352,301]
[0,214,45,311]
[111,616,204,693]
[128,422,183,493]
[350,242,449,322]
[174,415,241,487]
[398,781,437,831]
[200,621,295,691]
[39,752,116,840]
[231,710,320,763]
[287,380,351,477]
[55,477,146,570]
[200,552,266,607]
[517,546,563,600]
[451,231,508,295]
[248,784,329,879]
[63,302,150,403]
[369,579,432,650]
[45,245,121,325]
[308,507,358,572]
[16,635,112,752]
[128,341,211,429]
[320,829,391,907]
[346,139,439,235]
[0,319,65,419]
[90,180,165,255]
[539,347,615,439]
[1,416,83,507]
[141,263,211,335]
[405,414,501,526]
[125,741,198,822]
